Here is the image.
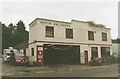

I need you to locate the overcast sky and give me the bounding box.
[0,1,118,39]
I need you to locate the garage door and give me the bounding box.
[43,44,80,65]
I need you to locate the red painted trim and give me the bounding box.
[29,41,112,46]
[36,46,38,64]
[36,46,44,65]
[84,51,88,64]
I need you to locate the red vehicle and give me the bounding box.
[9,52,29,65]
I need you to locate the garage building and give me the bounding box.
[28,18,112,65]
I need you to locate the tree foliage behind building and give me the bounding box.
[2,20,29,50]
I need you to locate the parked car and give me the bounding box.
[9,52,29,65]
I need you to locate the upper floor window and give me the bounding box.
[88,31,94,40]
[102,32,107,41]
[45,26,54,37]
[66,28,73,39]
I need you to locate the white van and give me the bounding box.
[3,49,11,63]
[3,47,18,63]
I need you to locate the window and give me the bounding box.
[15,53,24,57]
[23,49,26,55]
[45,26,54,37]
[88,31,94,40]
[66,28,73,39]
[91,47,98,58]
[102,33,107,41]
[101,47,110,57]
[31,48,34,56]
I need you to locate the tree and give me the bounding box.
[2,20,29,51]
[16,20,25,32]
[8,23,14,34]
[11,20,28,46]
[2,23,12,49]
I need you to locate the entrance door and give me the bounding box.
[84,51,88,64]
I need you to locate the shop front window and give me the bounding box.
[101,47,110,57]
[91,47,98,58]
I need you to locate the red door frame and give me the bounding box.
[36,45,44,65]
[84,51,88,64]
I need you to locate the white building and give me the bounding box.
[29,18,112,65]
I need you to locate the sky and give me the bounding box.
[0,0,118,39]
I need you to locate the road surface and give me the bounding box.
[2,61,119,77]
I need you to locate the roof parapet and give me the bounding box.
[29,18,110,30]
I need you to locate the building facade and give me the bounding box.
[28,18,112,65]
